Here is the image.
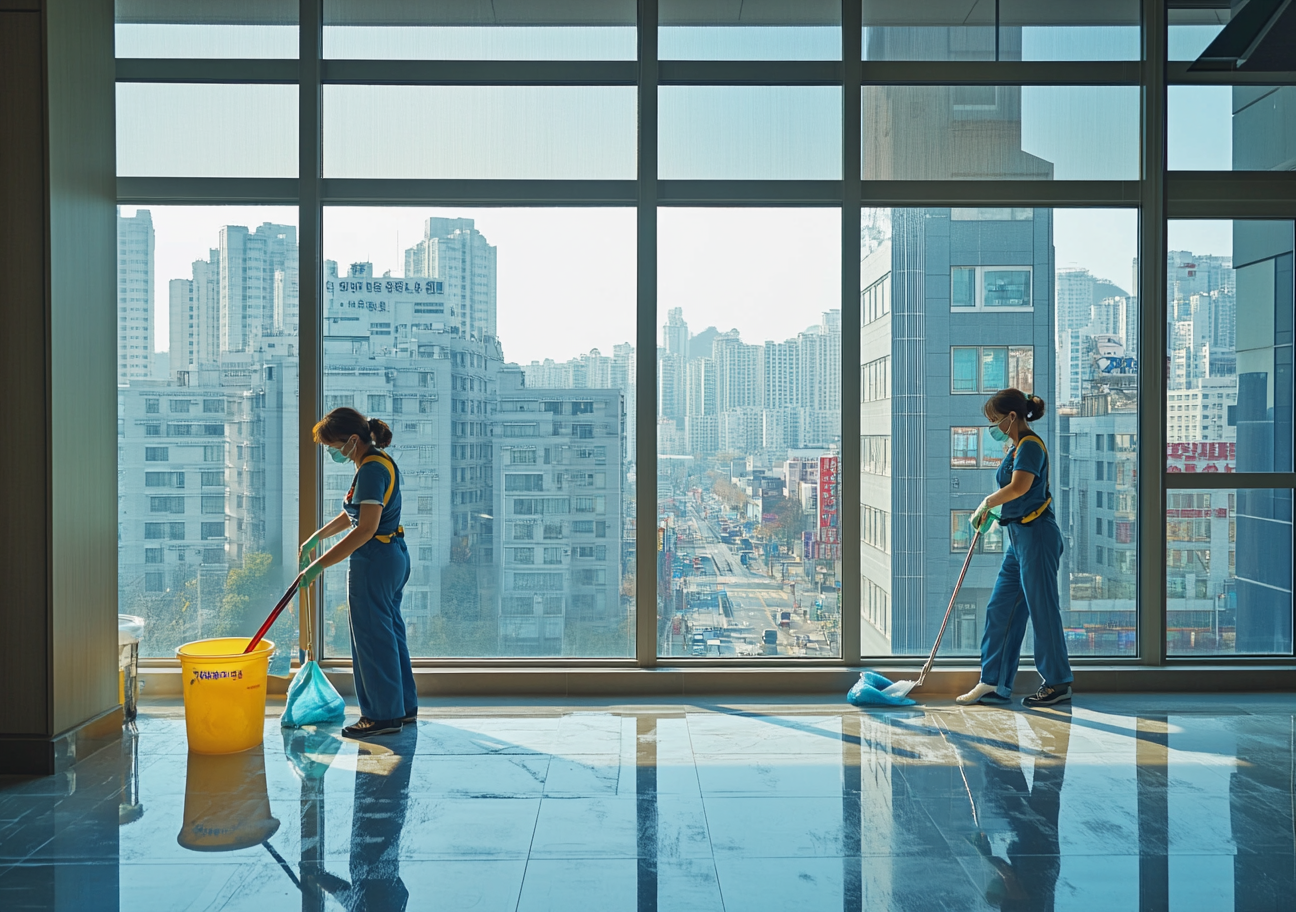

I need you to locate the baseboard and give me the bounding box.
[137,663,1296,703]
[0,704,123,776]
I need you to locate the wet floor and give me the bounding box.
[2,694,1294,911]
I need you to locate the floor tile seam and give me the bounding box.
[681,720,727,911]
[513,754,551,912]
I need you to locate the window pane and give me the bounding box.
[863,86,1139,180]
[115,0,297,58]
[660,86,842,180]
[1166,221,1294,473]
[661,0,840,60]
[951,267,976,308]
[1166,489,1292,656]
[984,269,1031,308]
[118,207,299,662]
[658,209,840,659]
[322,208,635,658]
[951,427,979,467]
[862,1,1139,61]
[951,348,978,393]
[116,84,298,178]
[981,347,1007,391]
[323,86,635,179]
[1168,7,1229,62]
[1009,346,1034,392]
[1168,86,1296,172]
[862,208,1138,658]
[323,0,635,60]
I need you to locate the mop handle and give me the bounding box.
[916,529,980,686]
[302,577,314,663]
[244,572,305,654]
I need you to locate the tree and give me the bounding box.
[214,552,294,644]
[766,496,805,548]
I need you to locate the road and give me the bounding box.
[678,504,834,657]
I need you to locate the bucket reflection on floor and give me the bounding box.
[177,746,281,852]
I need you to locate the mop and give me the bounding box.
[280,576,345,727]
[848,511,994,707]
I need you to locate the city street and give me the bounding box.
[682,504,833,656]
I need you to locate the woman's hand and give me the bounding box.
[299,559,325,590]
[298,531,321,570]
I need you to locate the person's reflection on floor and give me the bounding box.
[315,725,417,912]
[973,709,1072,911]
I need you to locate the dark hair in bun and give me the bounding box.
[311,407,394,448]
[367,417,393,448]
[983,388,1046,424]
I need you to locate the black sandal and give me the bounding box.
[342,716,403,737]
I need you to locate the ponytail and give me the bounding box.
[367,417,393,448]
[312,406,395,448]
[983,388,1046,424]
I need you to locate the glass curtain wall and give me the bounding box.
[115,1,1296,668]
[860,208,1139,659]
[319,208,636,658]
[116,205,301,661]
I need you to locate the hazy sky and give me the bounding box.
[126,205,1228,364]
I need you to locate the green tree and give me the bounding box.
[213,552,293,643]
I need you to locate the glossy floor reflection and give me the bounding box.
[3,695,1295,911]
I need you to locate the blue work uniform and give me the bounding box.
[979,432,1074,698]
[343,450,416,722]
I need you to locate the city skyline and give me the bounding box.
[126,205,1156,370]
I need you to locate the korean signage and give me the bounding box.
[818,455,838,529]
[1166,442,1235,473]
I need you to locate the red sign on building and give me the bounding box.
[818,456,838,529]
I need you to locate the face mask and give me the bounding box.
[988,418,1011,443]
[327,438,355,463]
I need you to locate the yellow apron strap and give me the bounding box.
[360,453,397,506]
[360,452,403,543]
[1017,436,1052,524]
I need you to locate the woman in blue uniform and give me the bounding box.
[956,389,1074,708]
[299,407,417,737]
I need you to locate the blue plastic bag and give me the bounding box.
[847,671,917,707]
[281,660,345,728]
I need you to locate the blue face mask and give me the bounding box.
[326,438,355,464]
[988,419,1011,443]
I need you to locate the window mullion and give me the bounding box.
[299,0,324,660]
[635,0,659,668]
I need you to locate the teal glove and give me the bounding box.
[299,560,324,590]
[970,497,997,533]
[299,531,321,570]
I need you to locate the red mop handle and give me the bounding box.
[244,572,305,654]
[916,529,980,686]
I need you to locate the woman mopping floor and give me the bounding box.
[957,389,1074,708]
[299,407,417,737]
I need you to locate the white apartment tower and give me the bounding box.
[118,209,155,383]
[218,224,298,354]
[404,217,498,341]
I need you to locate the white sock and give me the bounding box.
[956,682,999,705]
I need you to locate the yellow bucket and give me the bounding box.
[176,637,274,754]
[178,747,280,852]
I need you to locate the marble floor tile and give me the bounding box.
[5,697,1296,911]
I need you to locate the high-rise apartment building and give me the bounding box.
[860,207,1054,655]
[217,224,297,354]
[118,209,155,383]
[404,217,498,341]
[495,368,624,655]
